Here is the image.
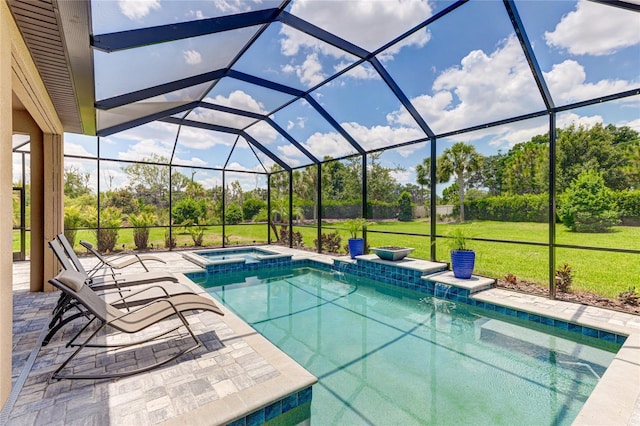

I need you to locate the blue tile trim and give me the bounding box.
[188,255,627,349]
[225,386,312,426]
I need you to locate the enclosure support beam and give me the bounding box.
[288,170,293,248]
[548,113,557,299]
[362,154,368,247]
[267,175,272,245]
[222,171,226,248]
[430,138,437,261]
[169,166,173,250]
[317,165,322,253]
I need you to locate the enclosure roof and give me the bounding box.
[9,0,640,172]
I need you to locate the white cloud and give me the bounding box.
[178,126,237,150]
[544,60,637,104]
[245,121,278,143]
[545,0,640,56]
[117,138,172,162]
[170,156,208,167]
[620,116,640,133]
[189,90,265,129]
[388,35,637,136]
[342,122,424,151]
[337,62,379,80]
[300,131,356,158]
[63,142,93,157]
[118,0,160,20]
[389,36,545,133]
[282,53,326,88]
[183,50,202,65]
[204,90,267,114]
[390,169,412,185]
[279,0,432,86]
[210,0,253,15]
[285,0,432,53]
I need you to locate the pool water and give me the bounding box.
[201,268,618,425]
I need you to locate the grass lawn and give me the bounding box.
[15,220,638,300]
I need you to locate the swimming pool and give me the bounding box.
[198,267,618,425]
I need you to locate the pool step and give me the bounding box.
[422,271,495,295]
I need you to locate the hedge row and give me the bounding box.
[299,200,400,220]
[459,194,549,223]
[458,189,640,224]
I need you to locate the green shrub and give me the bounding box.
[397,191,413,221]
[615,189,640,224]
[243,198,266,221]
[253,207,269,222]
[63,205,83,248]
[98,207,122,252]
[555,263,574,293]
[188,225,204,246]
[128,212,156,250]
[164,227,176,249]
[225,204,243,225]
[559,170,619,232]
[314,232,342,253]
[172,197,206,225]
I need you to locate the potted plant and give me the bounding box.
[449,228,475,279]
[345,218,368,258]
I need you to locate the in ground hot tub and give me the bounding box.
[183,247,292,270]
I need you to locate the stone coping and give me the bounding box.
[349,254,447,274]
[166,279,317,425]
[423,271,495,294]
[120,273,318,425]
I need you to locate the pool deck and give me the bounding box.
[4,246,640,425]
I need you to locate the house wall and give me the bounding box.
[1,0,63,407]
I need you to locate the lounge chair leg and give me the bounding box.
[43,311,89,346]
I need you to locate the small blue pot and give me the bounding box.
[348,238,365,258]
[451,250,475,279]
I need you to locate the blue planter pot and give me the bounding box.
[451,250,475,279]
[348,238,365,259]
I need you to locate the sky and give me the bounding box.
[53,0,639,192]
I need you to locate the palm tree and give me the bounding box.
[415,157,432,202]
[438,142,483,222]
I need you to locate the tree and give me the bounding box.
[64,166,92,198]
[437,142,483,222]
[559,170,620,232]
[502,141,548,195]
[556,123,628,192]
[368,152,403,204]
[415,157,432,201]
[293,166,318,220]
[478,152,507,196]
[103,188,139,214]
[397,191,413,221]
[121,154,189,209]
[321,158,348,201]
